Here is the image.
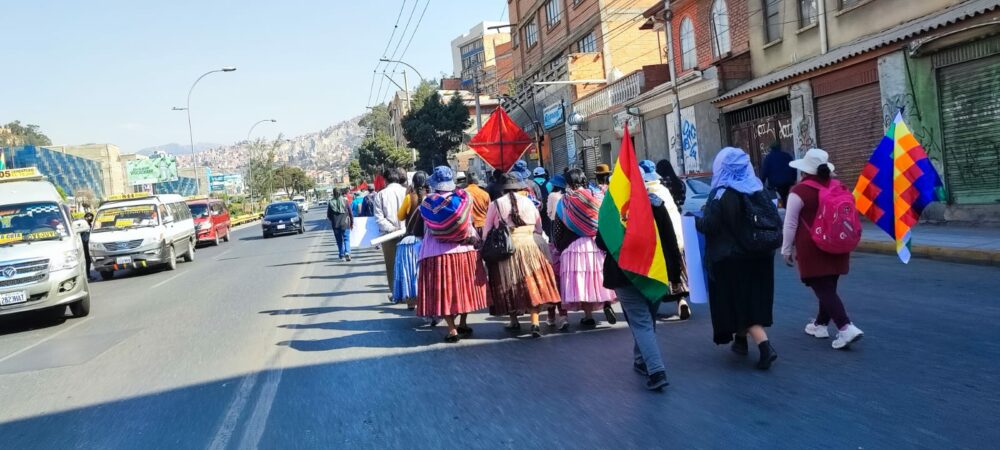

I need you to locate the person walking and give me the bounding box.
[81,212,94,281]
[483,173,561,338]
[594,164,611,193]
[656,159,686,208]
[372,168,408,302]
[531,167,553,238]
[784,148,864,349]
[417,166,489,343]
[327,188,354,261]
[487,169,506,201]
[360,186,376,217]
[642,160,691,321]
[394,171,429,310]
[464,172,491,237]
[544,173,570,329]
[760,141,797,207]
[696,147,778,370]
[553,168,616,327]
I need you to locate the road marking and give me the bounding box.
[237,359,283,450]
[150,272,186,289]
[206,370,261,450]
[0,317,89,365]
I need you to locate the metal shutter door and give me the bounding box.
[938,54,1000,204]
[814,82,883,186]
[550,132,568,175]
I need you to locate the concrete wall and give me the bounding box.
[788,80,816,159]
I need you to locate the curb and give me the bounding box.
[856,240,1000,266]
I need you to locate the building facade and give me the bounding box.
[451,21,512,97]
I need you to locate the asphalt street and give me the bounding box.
[0,209,997,449]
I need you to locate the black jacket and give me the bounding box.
[696,188,747,263]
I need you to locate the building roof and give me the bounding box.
[715,0,1000,102]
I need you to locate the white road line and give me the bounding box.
[237,362,283,450]
[0,317,89,365]
[150,272,186,289]
[206,370,261,450]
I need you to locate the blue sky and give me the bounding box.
[1,0,505,152]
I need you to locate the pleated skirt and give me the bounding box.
[559,237,616,307]
[416,250,489,317]
[392,236,421,302]
[487,226,561,316]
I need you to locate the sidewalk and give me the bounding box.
[857,223,1000,266]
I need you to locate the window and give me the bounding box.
[545,0,562,27]
[710,0,731,57]
[524,20,538,47]
[763,0,782,43]
[576,31,597,53]
[839,0,866,9]
[573,0,583,6]
[460,40,485,72]
[679,17,697,70]
[799,0,818,27]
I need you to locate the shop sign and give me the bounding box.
[543,103,564,130]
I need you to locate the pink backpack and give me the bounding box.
[801,179,862,254]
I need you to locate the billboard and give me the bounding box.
[126,154,179,185]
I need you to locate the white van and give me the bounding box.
[0,168,91,318]
[292,195,309,212]
[88,193,196,280]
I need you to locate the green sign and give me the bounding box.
[126,155,179,185]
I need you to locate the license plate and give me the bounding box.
[277,224,286,230]
[0,291,27,306]
[116,256,133,265]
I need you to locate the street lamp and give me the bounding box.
[379,58,424,83]
[247,119,277,212]
[182,66,236,193]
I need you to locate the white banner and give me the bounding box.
[681,216,708,304]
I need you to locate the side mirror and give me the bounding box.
[72,219,90,234]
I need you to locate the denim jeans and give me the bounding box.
[616,285,665,376]
[334,228,351,258]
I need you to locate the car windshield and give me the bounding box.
[189,203,210,218]
[0,202,69,245]
[93,204,159,232]
[687,177,712,195]
[266,203,297,215]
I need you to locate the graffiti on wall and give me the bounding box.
[947,138,1000,188]
[681,119,699,162]
[796,115,814,154]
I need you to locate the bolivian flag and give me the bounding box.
[597,125,670,302]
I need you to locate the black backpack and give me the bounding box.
[736,190,782,254]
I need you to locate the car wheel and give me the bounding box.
[184,239,195,262]
[166,245,177,270]
[70,296,91,317]
[213,232,221,246]
[222,228,231,242]
[100,270,115,281]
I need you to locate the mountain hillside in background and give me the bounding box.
[175,116,365,186]
[136,142,219,157]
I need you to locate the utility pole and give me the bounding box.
[473,69,483,131]
[663,3,686,174]
[402,70,415,163]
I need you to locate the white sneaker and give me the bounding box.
[832,324,864,350]
[804,321,829,339]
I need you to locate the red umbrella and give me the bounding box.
[469,107,534,172]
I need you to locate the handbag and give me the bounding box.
[481,224,514,263]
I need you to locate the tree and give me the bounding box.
[1,121,53,147]
[356,132,412,177]
[410,79,438,111]
[347,159,364,185]
[401,91,470,170]
[274,166,315,197]
[358,104,392,136]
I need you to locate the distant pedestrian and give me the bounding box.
[417,166,489,343]
[394,171,429,310]
[531,166,553,237]
[697,147,778,370]
[594,163,611,193]
[482,173,561,338]
[81,212,94,280]
[327,187,354,261]
[373,167,408,302]
[759,141,797,207]
[642,160,690,321]
[487,169,505,201]
[544,173,569,329]
[464,172,491,237]
[553,168,616,327]
[784,148,864,349]
[656,159,686,208]
[360,186,376,217]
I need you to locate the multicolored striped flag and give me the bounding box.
[853,111,944,263]
[597,125,670,302]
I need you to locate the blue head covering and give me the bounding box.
[550,173,566,189]
[710,147,763,199]
[638,160,661,183]
[428,166,456,192]
[510,160,531,182]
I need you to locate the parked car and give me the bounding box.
[681,176,713,215]
[262,201,304,238]
[186,197,231,246]
[292,195,309,212]
[89,193,196,280]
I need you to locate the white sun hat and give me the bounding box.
[789,148,835,175]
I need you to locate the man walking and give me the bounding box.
[372,167,408,301]
[759,142,797,207]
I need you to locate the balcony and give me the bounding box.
[573,64,670,119]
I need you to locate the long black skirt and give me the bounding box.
[707,256,775,345]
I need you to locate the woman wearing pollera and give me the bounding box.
[545,173,570,330]
[552,168,616,327]
[416,166,489,343]
[483,173,561,338]
[394,171,429,310]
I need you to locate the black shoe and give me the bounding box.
[531,324,542,338]
[504,322,522,331]
[603,304,618,324]
[646,371,669,391]
[345,255,352,262]
[580,317,597,328]
[756,341,777,370]
[731,335,749,356]
[678,299,691,321]
[633,361,648,376]
[558,321,570,332]
[457,325,473,337]
[444,334,460,343]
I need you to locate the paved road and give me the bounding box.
[0,210,997,449]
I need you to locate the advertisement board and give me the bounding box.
[126,154,179,185]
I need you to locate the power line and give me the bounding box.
[380,0,433,105]
[369,1,408,107]
[377,0,424,103]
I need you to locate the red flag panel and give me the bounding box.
[468,107,534,172]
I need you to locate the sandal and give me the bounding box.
[444,334,460,343]
[457,325,473,337]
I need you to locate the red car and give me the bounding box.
[186,198,231,245]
